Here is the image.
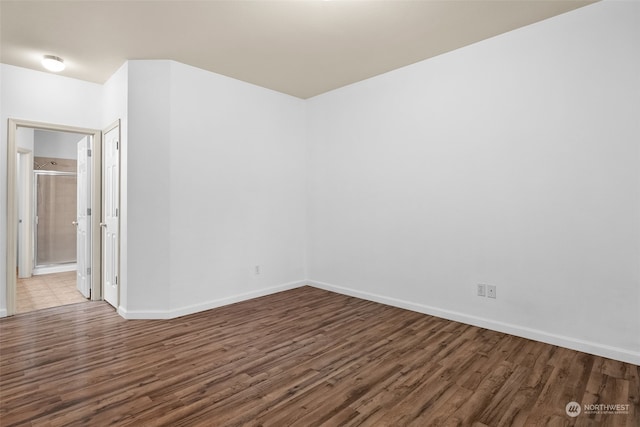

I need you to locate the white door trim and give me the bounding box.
[5,119,102,315]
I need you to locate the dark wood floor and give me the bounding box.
[0,286,638,427]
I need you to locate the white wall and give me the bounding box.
[0,64,102,316]
[34,130,83,159]
[168,61,307,314]
[307,0,640,364]
[16,127,34,151]
[124,60,172,315]
[119,60,307,317]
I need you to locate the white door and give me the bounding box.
[76,137,91,298]
[17,150,33,279]
[103,125,120,308]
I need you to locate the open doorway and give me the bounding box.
[6,119,103,316]
[15,129,88,313]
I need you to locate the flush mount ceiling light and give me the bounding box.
[41,55,65,72]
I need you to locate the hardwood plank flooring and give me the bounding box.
[0,286,638,426]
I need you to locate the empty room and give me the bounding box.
[0,0,638,426]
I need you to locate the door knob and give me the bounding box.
[100,222,107,227]
[72,221,78,226]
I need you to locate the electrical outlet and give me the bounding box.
[255,265,261,275]
[477,284,486,297]
[487,285,496,299]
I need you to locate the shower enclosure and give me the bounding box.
[34,170,77,269]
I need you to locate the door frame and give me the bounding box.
[5,119,102,315]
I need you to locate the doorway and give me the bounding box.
[6,120,103,316]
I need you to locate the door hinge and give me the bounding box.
[115,275,118,285]
[116,208,119,217]
[87,208,91,216]
[116,140,119,150]
[87,149,92,157]
[87,267,91,275]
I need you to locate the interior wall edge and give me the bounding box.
[307,280,640,366]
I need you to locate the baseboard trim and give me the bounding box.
[308,280,640,365]
[168,280,306,319]
[0,308,7,318]
[117,307,171,320]
[33,263,77,275]
[117,280,307,320]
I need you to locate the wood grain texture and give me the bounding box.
[1,286,638,426]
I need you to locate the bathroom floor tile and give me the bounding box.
[16,271,88,314]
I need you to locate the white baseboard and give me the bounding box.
[308,280,640,366]
[0,308,7,318]
[33,263,77,275]
[117,307,171,320]
[168,280,306,318]
[118,280,307,320]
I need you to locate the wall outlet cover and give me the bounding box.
[488,285,496,299]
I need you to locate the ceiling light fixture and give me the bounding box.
[42,55,65,72]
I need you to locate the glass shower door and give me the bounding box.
[34,171,77,266]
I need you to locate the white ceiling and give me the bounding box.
[0,0,597,99]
